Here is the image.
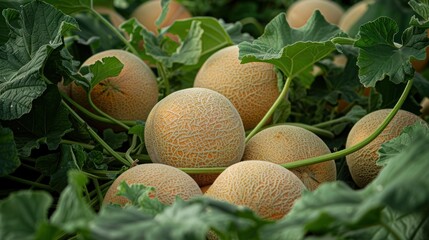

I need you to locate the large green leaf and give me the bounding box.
[0,0,78,120]
[0,191,52,240]
[4,85,72,157]
[238,11,344,87]
[51,170,95,233]
[409,0,429,27]
[43,0,92,14]
[0,126,19,176]
[0,0,31,45]
[355,17,429,87]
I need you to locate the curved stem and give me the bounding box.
[61,91,137,126]
[312,116,349,128]
[87,94,130,131]
[125,134,138,163]
[62,100,132,167]
[239,17,264,36]
[90,9,139,56]
[246,76,293,143]
[92,178,104,207]
[5,175,53,191]
[331,37,356,45]
[281,79,413,169]
[157,62,171,96]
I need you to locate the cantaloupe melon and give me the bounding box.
[131,0,191,34]
[103,163,202,206]
[338,1,372,33]
[70,49,158,131]
[205,160,306,220]
[346,109,426,187]
[286,0,344,28]
[242,125,336,190]
[194,45,279,130]
[144,87,246,186]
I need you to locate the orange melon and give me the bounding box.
[194,45,279,130]
[103,163,202,206]
[144,87,246,186]
[286,0,344,28]
[346,109,425,187]
[205,160,306,220]
[70,49,158,131]
[242,125,336,190]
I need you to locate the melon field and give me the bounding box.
[1,0,429,239]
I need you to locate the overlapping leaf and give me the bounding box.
[0,126,19,176]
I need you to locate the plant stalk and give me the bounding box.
[157,62,171,96]
[5,175,53,191]
[87,94,130,131]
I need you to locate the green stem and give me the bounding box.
[281,79,413,169]
[30,175,45,190]
[61,91,137,126]
[5,175,53,191]
[283,122,335,139]
[157,62,171,96]
[246,76,293,143]
[312,116,349,128]
[61,139,95,150]
[92,178,104,207]
[125,134,139,163]
[87,94,130,131]
[331,37,356,45]
[90,9,139,56]
[62,100,132,167]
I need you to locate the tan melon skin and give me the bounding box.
[194,45,279,130]
[70,49,158,131]
[144,88,246,186]
[131,0,192,34]
[103,163,202,206]
[242,125,336,191]
[286,0,344,28]
[346,109,426,188]
[205,160,306,220]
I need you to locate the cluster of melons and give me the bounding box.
[67,0,427,223]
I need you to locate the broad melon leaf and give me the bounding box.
[78,56,124,91]
[409,0,429,27]
[43,0,92,14]
[144,20,203,68]
[51,170,95,233]
[0,126,19,176]
[0,191,52,240]
[0,0,79,120]
[3,85,72,158]
[218,19,254,44]
[355,17,429,87]
[238,11,344,87]
[377,122,429,166]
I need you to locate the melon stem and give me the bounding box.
[87,94,131,131]
[61,100,133,167]
[157,62,171,96]
[281,78,414,169]
[90,9,140,57]
[245,75,293,143]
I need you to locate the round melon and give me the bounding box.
[338,1,371,33]
[242,125,336,190]
[205,160,306,220]
[70,49,158,131]
[144,87,246,186]
[346,109,425,187]
[194,45,279,130]
[103,163,202,206]
[286,0,344,28]
[131,0,191,34]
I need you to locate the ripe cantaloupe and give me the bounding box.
[205,160,306,220]
[144,87,246,186]
[338,1,372,33]
[70,49,158,131]
[103,163,202,206]
[131,0,191,34]
[194,45,279,130]
[242,125,336,191]
[286,0,344,28]
[346,109,426,187]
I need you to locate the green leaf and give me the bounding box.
[103,128,128,150]
[238,11,344,87]
[50,144,87,192]
[43,0,92,14]
[219,19,254,44]
[0,126,19,176]
[78,56,124,91]
[0,191,52,240]
[51,170,95,233]
[377,122,429,166]
[143,20,203,68]
[409,0,429,23]
[35,153,60,176]
[4,85,72,157]
[355,18,429,87]
[0,0,79,120]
